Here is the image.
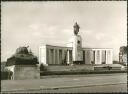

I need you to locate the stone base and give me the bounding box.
[14,65,40,80]
[72,35,83,61]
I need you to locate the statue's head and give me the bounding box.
[73,22,80,35]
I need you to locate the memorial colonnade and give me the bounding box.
[39,45,113,65]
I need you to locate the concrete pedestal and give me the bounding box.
[72,35,83,63]
[6,65,40,80]
[14,65,40,80]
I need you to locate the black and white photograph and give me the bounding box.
[1,1,127,93]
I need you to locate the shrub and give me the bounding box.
[40,64,47,71]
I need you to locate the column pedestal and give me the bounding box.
[72,35,83,64]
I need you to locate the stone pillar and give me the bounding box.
[39,46,47,66]
[93,51,95,64]
[99,50,102,64]
[106,50,113,64]
[46,49,49,64]
[49,49,51,65]
[85,50,91,64]
[95,50,102,64]
[72,35,83,62]
[90,50,93,64]
[105,50,108,64]
[84,50,87,64]
[94,50,97,64]
[67,50,70,64]
[57,49,59,65]
[102,50,106,64]
[83,50,85,64]
[62,50,64,64]
[53,49,55,64]
[55,49,57,64]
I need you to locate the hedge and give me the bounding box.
[40,70,127,76]
[1,71,12,80]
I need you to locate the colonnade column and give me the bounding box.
[109,49,113,64]
[95,50,102,64]
[93,51,95,64]
[62,50,64,64]
[105,50,108,64]
[53,49,55,64]
[95,50,98,64]
[85,50,92,64]
[48,49,51,64]
[57,49,59,64]
[67,50,70,64]
[99,50,102,64]
[105,50,113,64]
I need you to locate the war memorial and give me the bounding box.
[1,23,127,93]
[1,1,127,93]
[4,22,118,80]
[39,22,113,66]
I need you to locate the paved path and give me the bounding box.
[1,73,127,93]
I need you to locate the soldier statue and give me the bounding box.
[73,22,80,35]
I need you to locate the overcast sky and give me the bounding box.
[1,1,127,61]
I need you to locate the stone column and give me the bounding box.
[85,50,91,64]
[39,46,47,65]
[55,49,57,65]
[105,50,109,64]
[95,50,101,64]
[93,51,95,64]
[106,50,113,64]
[72,35,83,62]
[53,49,55,64]
[84,50,87,64]
[104,50,107,64]
[67,50,70,64]
[99,50,102,64]
[110,50,113,64]
[57,49,59,65]
[62,50,64,64]
[105,50,108,64]
[48,49,51,65]
[102,50,106,64]
[90,50,93,64]
[46,49,49,64]
[83,50,85,64]
[94,50,97,64]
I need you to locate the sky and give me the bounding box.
[1,1,127,61]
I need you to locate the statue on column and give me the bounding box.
[73,22,80,35]
[72,22,83,64]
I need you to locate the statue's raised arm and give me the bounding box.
[73,22,80,35]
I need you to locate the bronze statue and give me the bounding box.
[73,22,80,35]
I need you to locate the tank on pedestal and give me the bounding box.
[6,46,40,80]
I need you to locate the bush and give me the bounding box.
[1,71,13,80]
[40,64,47,71]
[40,70,127,76]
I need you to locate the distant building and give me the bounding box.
[119,46,127,65]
